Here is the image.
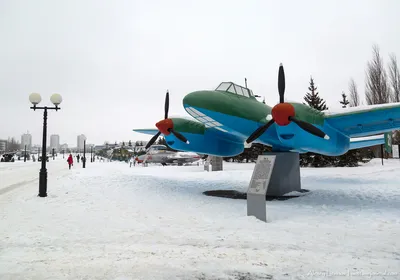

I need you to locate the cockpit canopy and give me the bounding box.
[148,144,168,154]
[215,82,254,97]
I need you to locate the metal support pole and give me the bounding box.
[380,144,384,166]
[52,148,55,160]
[24,144,27,162]
[39,108,48,197]
[83,139,86,168]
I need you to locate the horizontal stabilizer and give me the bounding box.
[349,134,384,150]
[133,129,159,135]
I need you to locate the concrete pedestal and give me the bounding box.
[204,156,223,171]
[210,156,223,171]
[264,152,301,196]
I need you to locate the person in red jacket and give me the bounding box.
[67,154,73,169]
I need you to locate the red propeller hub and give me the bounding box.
[156,119,173,135]
[271,103,295,126]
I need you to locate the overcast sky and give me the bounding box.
[1,0,399,147]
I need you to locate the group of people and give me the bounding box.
[66,153,137,169]
[129,157,137,167]
[66,154,87,169]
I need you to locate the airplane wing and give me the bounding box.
[324,102,400,137]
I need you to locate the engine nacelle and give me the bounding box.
[165,131,244,157]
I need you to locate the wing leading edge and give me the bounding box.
[325,102,400,137]
[132,129,160,135]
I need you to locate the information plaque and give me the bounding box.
[246,155,276,222]
[247,155,276,195]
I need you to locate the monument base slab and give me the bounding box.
[264,152,301,196]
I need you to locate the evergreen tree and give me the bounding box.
[300,77,332,167]
[128,140,132,147]
[304,77,328,110]
[155,137,177,151]
[156,137,165,145]
[340,92,350,108]
[225,143,271,162]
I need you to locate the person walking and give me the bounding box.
[67,154,73,169]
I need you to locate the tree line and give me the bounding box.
[2,137,21,152]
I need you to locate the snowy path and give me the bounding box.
[0,158,71,196]
[0,160,399,279]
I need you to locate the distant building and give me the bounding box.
[0,139,7,152]
[21,133,32,150]
[60,143,68,151]
[31,144,40,154]
[50,135,60,151]
[77,134,87,151]
[95,145,106,150]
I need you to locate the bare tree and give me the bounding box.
[388,53,400,102]
[365,44,390,105]
[348,78,360,107]
[6,137,20,152]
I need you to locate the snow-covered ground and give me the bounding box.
[1,158,400,279]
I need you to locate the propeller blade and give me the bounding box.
[289,117,330,140]
[169,129,189,143]
[164,91,169,119]
[278,64,285,103]
[145,131,161,149]
[246,119,275,144]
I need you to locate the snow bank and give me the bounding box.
[0,160,399,279]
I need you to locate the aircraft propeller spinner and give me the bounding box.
[145,91,189,149]
[246,64,330,144]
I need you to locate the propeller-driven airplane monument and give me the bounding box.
[135,144,201,166]
[134,64,400,197]
[134,64,400,157]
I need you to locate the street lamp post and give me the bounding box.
[52,148,55,160]
[83,139,86,168]
[90,146,93,162]
[29,93,62,197]
[24,145,27,162]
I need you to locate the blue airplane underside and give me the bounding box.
[182,106,351,156]
[140,105,390,158]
